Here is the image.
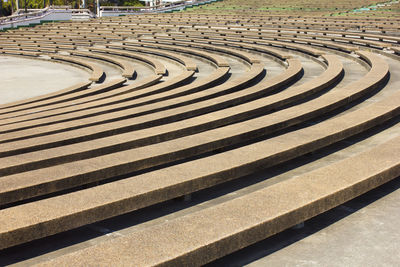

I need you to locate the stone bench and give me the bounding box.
[0,38,270,130]
[0,52,351,199]
[0,49,301,149]
[129,41,230,67]
[68,50,136,79]
[185,25,400,45]
[391,47,400,56]
[0,54,393,250]
[0,16,398,263]
[176,29,361,53]
[0,78,127,122]
[0,49,40,57]
[49,54,105,82]
[137,37,261,64]
[33,134,400,266]
[0,81,92,112]
[0,60,261,138]
[100,44,198,72]
[142,35,325,57]
[0,53,339,176]
[0,43,229,124]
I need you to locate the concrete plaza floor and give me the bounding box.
[0,55,89,105]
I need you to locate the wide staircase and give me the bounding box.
[0,10,399,266]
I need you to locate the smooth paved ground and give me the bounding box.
[0,56,89,104]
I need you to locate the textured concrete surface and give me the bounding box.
[0,51,386,206]
[3,116,399,266]
[30,136,400,266]
[1,84,398,249]
[0,56,89,104]
[0,12,399,267]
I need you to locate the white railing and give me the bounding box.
[0,7,95,29]
[0,0,214,28]
[99,0,212,16]
[0,7,50,25]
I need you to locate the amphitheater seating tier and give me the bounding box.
[0,7,399,266]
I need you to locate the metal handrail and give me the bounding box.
[0,7,95,26]
[0,7,51,25]
[0,0,211,25]
[99,0,210,13]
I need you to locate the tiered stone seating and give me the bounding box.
[0,3,399,265]
[48,54,106,82]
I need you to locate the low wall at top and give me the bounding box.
[0,8,92,30]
